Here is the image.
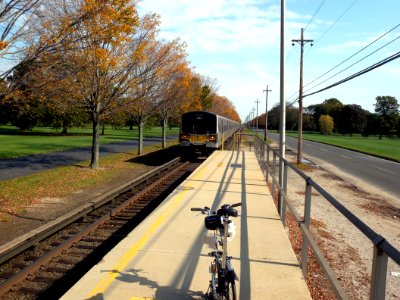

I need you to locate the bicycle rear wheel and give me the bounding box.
[228,281,237,300]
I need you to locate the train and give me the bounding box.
[179,111,240,155]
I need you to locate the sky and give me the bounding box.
[137,0,400,122]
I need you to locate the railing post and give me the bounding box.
[301,181,312,278]
[266,143,270,183]
[261,141,265,172]
[272,151,277,199]
[370,246,388,299]
[255,137,258,159]
[280,162,288,225]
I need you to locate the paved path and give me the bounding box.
[61,150,311,300]
[0,136,178,181]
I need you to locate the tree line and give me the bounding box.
[0,0,240,168]
[254,96,400,139]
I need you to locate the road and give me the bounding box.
[268,133,400,198]
[0,136,178,181]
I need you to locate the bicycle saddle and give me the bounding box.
[217,206,238,217]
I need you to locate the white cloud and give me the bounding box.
[138,0,400,121]
[139,0,281,55]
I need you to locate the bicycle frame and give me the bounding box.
[191,203,240,300]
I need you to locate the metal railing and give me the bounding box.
[235,133,400,299]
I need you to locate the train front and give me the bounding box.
[180,111,218,155]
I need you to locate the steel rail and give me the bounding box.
[0,157,181,266]
[0,158,186,298]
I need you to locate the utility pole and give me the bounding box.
[248,113,251,129]
[263,85,272,141]
[255,99,260,132]
[252,107,256,130]
[292,28,313,164]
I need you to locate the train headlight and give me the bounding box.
[208,134,217,142]
[180,133,189,141]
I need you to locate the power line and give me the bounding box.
[286,91,298,104]
[304,34,400,94]
[313,0,359,44]
[303,51,400,98]
[304,0,327,31]
[285,46,295,60]
[289,31,400,106]
[304,0,358,59]
[293,0,358,102]
[288,8,399,109]
[303,22,400,91]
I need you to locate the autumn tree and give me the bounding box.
[155,40,191,148]
[0,0,43,62]
[181,73,202,112]
[18,0,140,168]
[210,95,240,122]
[124,13,171,155]
[199,77,218,110]
[178,73,219,113]
[302,113,316,131]
[308,98,343,131]
[71,0,138,167]
[319,115,334,135]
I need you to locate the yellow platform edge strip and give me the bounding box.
[85,162,208,299]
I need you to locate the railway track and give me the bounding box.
[0,158,201,299]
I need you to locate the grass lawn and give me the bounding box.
[0,144,181,221]
[0,125,179,159]
[285,131,400,162]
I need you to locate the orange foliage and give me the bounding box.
[82,0,138,42]
[0,40,9,51]
[210,95,241,122]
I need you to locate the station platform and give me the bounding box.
[61,150,311,300]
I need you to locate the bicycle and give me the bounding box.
[191,203,241,300]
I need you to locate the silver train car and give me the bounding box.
[180,111,240,155]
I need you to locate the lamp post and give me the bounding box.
[278,0,286,218]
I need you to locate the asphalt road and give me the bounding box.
[268,133,400,198]
[0,136,178,181]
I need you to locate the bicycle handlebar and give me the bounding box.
[191,203,241,212]
[190,208,203,211]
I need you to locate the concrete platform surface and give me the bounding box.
[61,150,311,300]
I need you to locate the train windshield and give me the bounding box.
[182,112,217,134]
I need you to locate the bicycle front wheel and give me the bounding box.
[228,281,237,300]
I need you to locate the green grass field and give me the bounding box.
[0,125,179,159]
[285,131,400,162]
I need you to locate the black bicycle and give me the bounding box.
[191,203,241,300]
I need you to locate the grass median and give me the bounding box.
[269,130,400,162]
[0,125,179,159]
[0,139,181,222]
[298,132,400,162]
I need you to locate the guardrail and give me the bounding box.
[234,133,400,299]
